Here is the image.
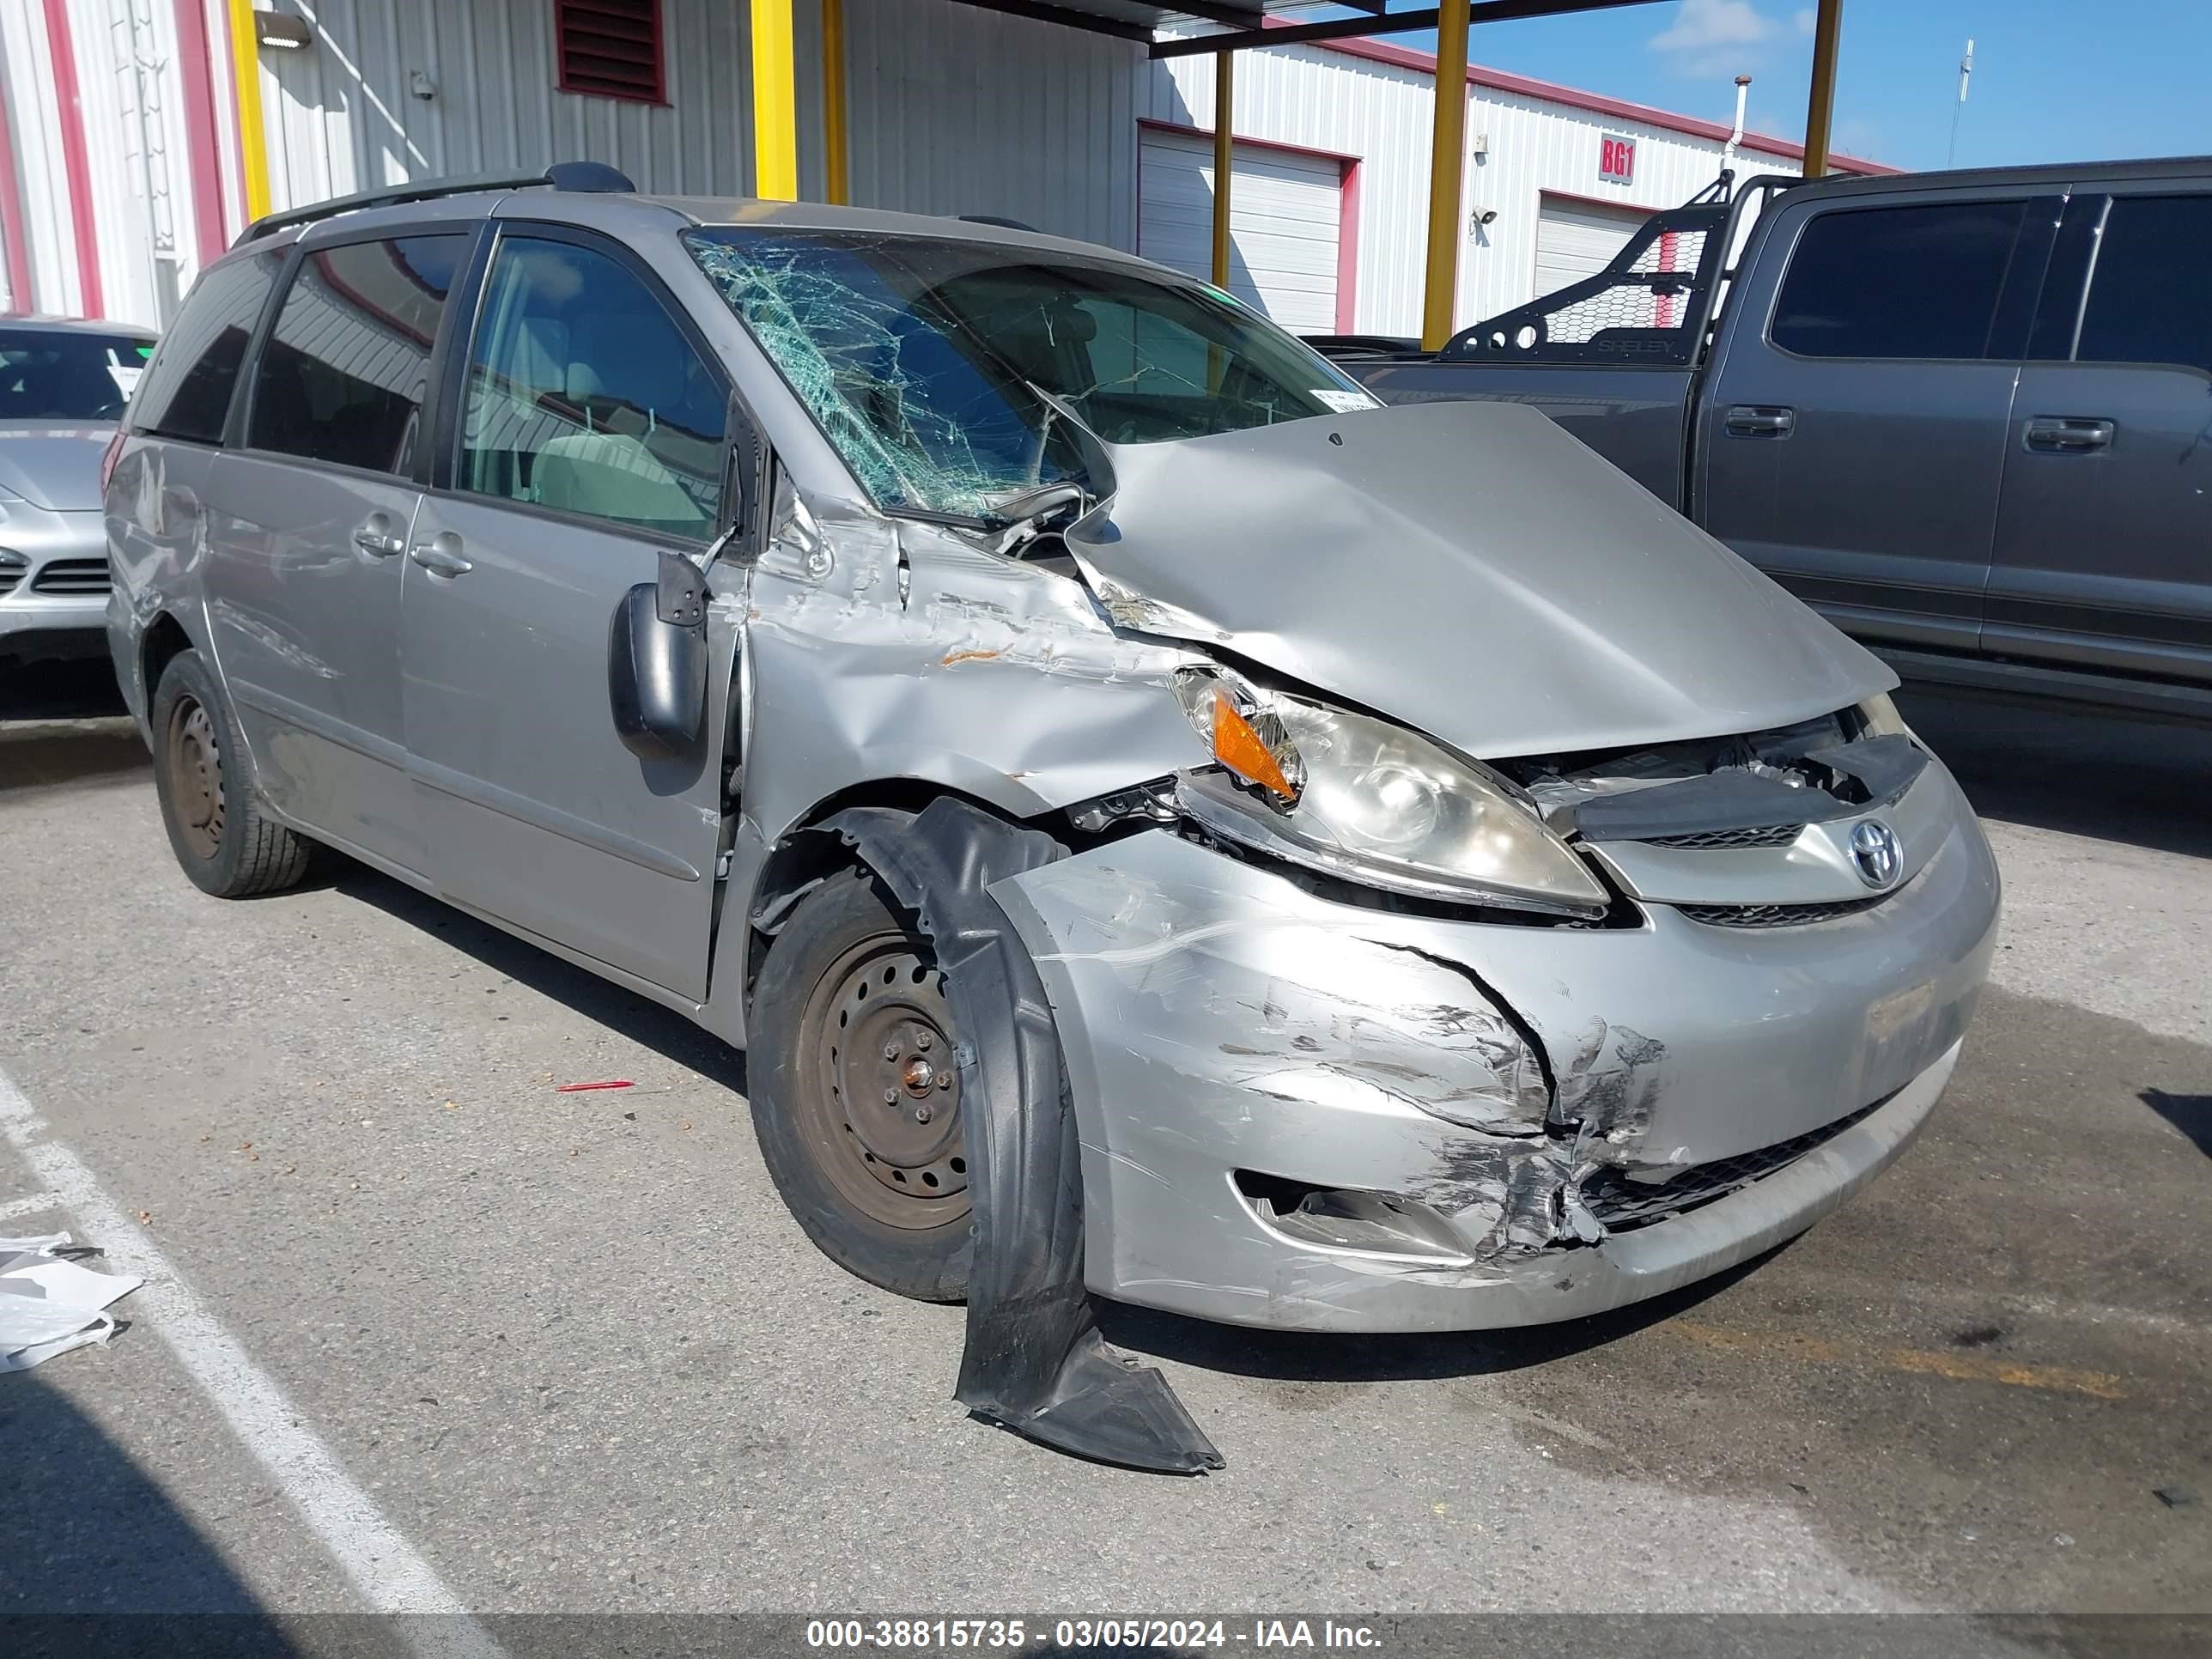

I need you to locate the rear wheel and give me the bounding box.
[149,648,313,898]
[750,869,972,1301]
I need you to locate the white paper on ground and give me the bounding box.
[0,1232,144,1372]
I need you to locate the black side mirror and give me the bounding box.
[609,550,707,762]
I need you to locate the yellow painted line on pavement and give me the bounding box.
[1663,1319,2126,1401]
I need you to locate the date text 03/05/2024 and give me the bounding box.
[804,1619,1384,1650]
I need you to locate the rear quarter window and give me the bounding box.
[2073,194,2212,374]
[131,250,283,442]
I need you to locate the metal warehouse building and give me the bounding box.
[0,0,1887,339]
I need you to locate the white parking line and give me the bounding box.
[0,1188,62,1224]
[0,1066,504,1659]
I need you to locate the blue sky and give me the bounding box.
[1299,1,2210,172]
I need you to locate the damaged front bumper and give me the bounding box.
[987,763,2000,1334]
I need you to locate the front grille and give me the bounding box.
[1647,823,1802,850]
[29,558,112,596]
[1579,1096,1887,1233]
[1678,895,1887,927]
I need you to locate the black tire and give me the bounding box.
[149,647,313,898]
[749,868,973,1302]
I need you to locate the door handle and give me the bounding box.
[2024,416,2114,453]
[409,536,473,577]
[351,519,404,557]
[1725,404,1796,438]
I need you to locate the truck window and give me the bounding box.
[2073,195,2212,374]
[247,234,468,477]
[131,251,282,443]
[1771,200,2024,362]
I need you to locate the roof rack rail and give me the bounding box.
[237,161,638,246]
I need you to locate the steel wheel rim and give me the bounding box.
[796,933,970,1231]
[163,694,224,861]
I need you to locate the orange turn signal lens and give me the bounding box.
[1212,693,1297,802]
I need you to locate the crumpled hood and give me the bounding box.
[0,425,112,512]
[1063,398,1893,758]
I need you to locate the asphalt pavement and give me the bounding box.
[1,656,2205,1638]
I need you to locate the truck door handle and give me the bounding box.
[409,535,472,578]
[351,517,404,557]
[1725,404,1795,438]
[2025,416,2114,453]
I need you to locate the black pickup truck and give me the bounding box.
[1322,157,2212,722]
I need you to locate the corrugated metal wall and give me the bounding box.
[1146,37,1800,336]
[248,0,1133,248]
[0,0,78,313]
[256,0,755,206]
[818,0,1137,248]
[0,0,1815,338]
[1,0,228,324]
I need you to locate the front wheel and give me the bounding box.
[748,869,973,1302]
[149,648,313,898]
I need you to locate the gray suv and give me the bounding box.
[108,166,1997,1466]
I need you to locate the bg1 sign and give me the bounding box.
[1599,133,1637,185]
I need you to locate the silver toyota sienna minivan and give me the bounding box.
[106,168,1999,1451]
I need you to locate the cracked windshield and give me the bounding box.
[684,228,1374,518]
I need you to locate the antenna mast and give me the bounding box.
[1948,39,1975,167]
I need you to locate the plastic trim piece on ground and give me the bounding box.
[820,799,1224,1474]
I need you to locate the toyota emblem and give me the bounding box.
[1850,819,1902,889]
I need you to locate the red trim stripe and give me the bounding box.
[172,0,230,262]
[0,72,33,308]
[43,0,105,315]
[1334,155,1361,334]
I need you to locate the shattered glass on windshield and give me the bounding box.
[684,228,1370,518]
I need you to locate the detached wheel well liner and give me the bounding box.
[742,780,1036,1018]
[781,796,1224,1474]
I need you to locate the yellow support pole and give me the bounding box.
[820,0,848,205]
[751,0,799,202]
[1802,0,1843,179]
[1210,48,1233,289]
[227,0,271,222]
[1420,0,1470,352]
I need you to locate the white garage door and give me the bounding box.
[1139,128,1342,333]
[1533,196,1653,300]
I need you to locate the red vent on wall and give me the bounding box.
[556,0,666,104]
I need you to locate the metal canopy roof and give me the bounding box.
[951,0,1662,56]
[949,3,1377,46]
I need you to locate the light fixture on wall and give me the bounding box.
[1470,207,1498,228]
[253,12,313,49]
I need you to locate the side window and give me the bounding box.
[2074,195,2212,374]
[247,234,467,476]
[1771,200,2026,362]
[458,236,726,539]
[131,251,281,442]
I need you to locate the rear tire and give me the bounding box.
[149,648,313,898]
[750,868,973,1302]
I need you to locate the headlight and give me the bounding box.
[1174,671,1611,918]
[1857,692,1912,738]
